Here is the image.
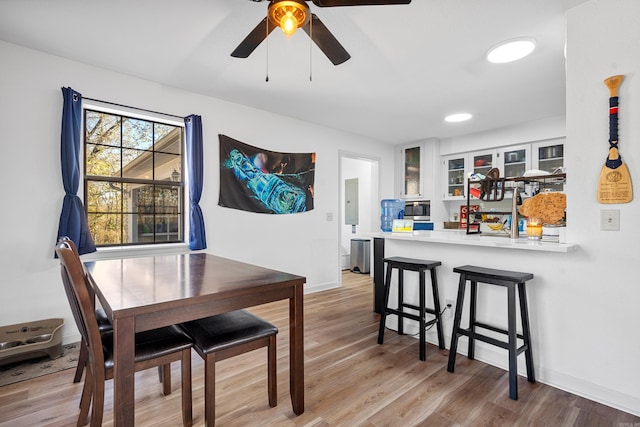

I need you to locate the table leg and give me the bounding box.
[113,316,136,426]
[290,284,305,415]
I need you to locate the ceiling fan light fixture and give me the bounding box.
[269,0,310,37]
[487,38,536,64]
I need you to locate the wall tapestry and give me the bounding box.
[218,134,315,214]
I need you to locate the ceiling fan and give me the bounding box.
[231,0,412,66]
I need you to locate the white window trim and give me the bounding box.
[81,100,191,257]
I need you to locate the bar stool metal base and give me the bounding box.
[447,265,536,400]
[377,256,445,361]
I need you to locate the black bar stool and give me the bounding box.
[447,265,536,400]
[377,256,445,361]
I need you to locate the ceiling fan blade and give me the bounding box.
[231,17,277,58]
[302,14,351,65]
[312,0,411,7]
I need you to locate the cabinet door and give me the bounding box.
[402,145,422,197]
[499,144,530,178]
[443,155,466,200]
[533,141,564,173]
[532,140,564,191]
[471,150,496,177]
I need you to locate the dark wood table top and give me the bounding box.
[86,253,306,319]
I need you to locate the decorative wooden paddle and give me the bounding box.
[598,75,633,203]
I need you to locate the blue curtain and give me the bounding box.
[185,114,207,250]
[56,87,96,255]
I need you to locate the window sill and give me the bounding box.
[81,243,193,261]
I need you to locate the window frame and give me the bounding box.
[81,102,188,252]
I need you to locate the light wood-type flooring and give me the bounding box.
[1,270,638,426]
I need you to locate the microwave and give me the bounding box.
[404,200,430,221]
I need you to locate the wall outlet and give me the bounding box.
[600,209,620,231]
[445,299,454,319]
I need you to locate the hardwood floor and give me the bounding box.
[1,270,638,426]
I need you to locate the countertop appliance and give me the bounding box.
[404,200,430,221]
[404,200,433,230]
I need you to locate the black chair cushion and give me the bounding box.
[95,307,112,332]
[179,310,278,354]
[102,325,193,370]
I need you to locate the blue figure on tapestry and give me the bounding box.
[219,135,315,214]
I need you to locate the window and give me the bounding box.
[84,109,184,246]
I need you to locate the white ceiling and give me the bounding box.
[0,0,588,144]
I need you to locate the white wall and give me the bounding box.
[0,40,394,341]
[438,115,566,156]
[563,0,640,411]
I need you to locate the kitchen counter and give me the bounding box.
[372,229,577,253]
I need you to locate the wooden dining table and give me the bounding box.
[85,253,306,426]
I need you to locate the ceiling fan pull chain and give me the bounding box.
[265,16,270,82]
[309,16,313,82]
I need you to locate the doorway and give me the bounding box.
[338,152,380,283]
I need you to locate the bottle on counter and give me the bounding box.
[380,199,404,232]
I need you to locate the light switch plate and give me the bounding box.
[600,209,620,231]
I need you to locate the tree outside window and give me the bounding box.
[84,110,184,246]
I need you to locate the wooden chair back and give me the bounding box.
[55,240,106,387]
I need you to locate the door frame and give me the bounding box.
[338,150,380,286]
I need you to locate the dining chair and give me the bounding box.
[55,240,193,427]
[58,237,171,393]
[179,310,278,427]
[56,238,114,384]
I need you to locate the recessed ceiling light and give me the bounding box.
[445,113,472,123]
[487,38,536,63]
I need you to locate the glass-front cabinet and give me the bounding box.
[441,140,564,200]
[472,151,495,176]
[401,144,422,198]
[443,155,466,200]
[499,144,530,178]
[533,139,564,191]
[533,141,564,173]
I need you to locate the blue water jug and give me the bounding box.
[380,199,404,232]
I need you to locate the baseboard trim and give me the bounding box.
[384,315,640,417]
[304,281,340,294]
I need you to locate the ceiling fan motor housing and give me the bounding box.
[268,0,310,32]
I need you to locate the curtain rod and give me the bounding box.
[80,95,187,120]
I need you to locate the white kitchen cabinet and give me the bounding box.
[532,139,564,191]
[442,149,496,200]
[401,144,423,198]
[471,150,497,176]
[442,154,466,200]
[441,140,564,200]
[498,144,531,178]
[532,140,564,173]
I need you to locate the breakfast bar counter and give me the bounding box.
[374,230,577,253]
[370,230,577,317]
[369,229,581,390]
